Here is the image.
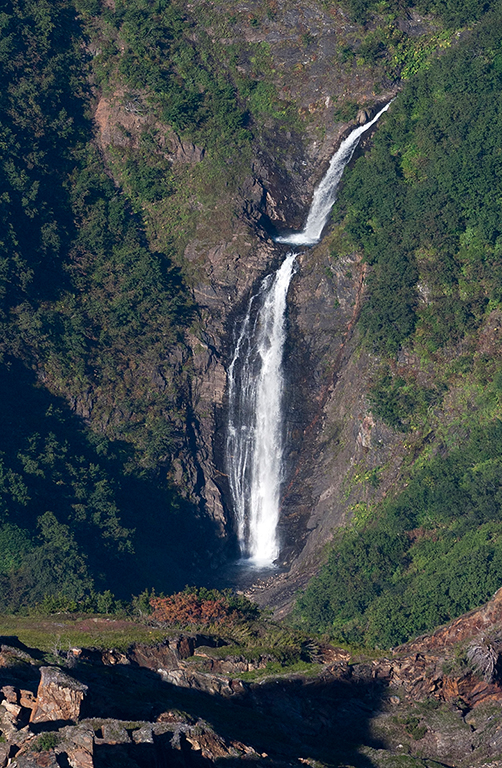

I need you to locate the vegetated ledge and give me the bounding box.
[3,588,502,767]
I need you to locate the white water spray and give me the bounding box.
[227,253,297,565]
[276,101,393,246]
[226,101,393,566]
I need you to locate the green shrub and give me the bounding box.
[369,370,445,431]
[33,733,60,752]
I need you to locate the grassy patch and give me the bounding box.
[0,615,168,654]
[238,659,321,681]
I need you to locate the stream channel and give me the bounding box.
[223,101,393,586]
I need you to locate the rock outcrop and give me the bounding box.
[29,668,87,724]
[5,591,502,767]
[399,584,502,655]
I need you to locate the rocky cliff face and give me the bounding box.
[170,62,400,587]
[90,0,420,593]
[181,119,403,596]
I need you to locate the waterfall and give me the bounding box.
[227,253,297,566]
[276,101,393,246]
[226,101,393,567]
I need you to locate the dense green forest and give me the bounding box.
[0,0,219,610]
[297,420,502,646]
[297,0,502,647]
[337,5,502,356]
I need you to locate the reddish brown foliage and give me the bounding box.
[149,592,242,626]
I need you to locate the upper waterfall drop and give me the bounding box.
[276,101,393,246]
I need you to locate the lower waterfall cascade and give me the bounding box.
[226,101,393,567]
[226,253,297,566]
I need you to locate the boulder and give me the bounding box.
[2,700,21,719]
[169,635,195,660]
[99,721,130,745]
[132,724,154,744]
[157,666,246,697]
[184,727,230,759]
[173,137,204,164]
[0,645,37,667]
[1,685,18,704]
[58,724,94,768]
[156,710,193,725]
[65,748,94,768]
[0,698,23,739]
[30,668,87,724]
[0,743,8,768]
[59,723,94,754]
[19,691,36,710]
[356,108,371,125]
[129,642,179,671]
[101,649,129,666]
